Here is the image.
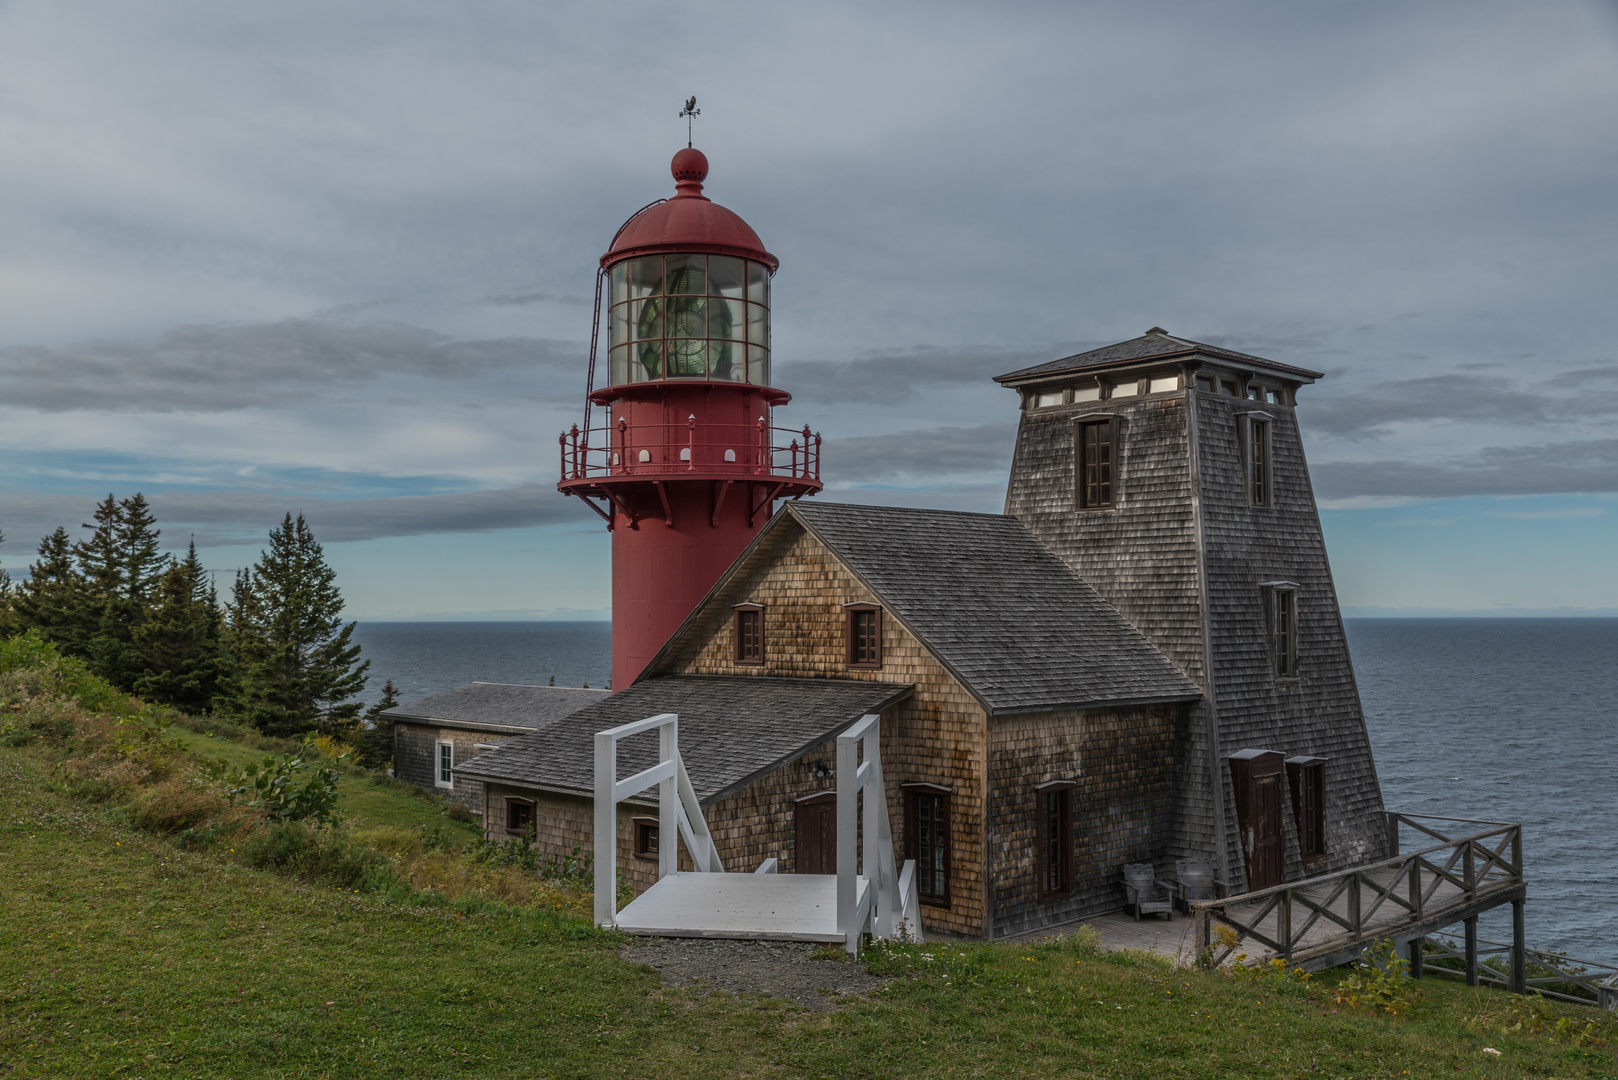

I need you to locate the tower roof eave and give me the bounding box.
[994,331,1324,387]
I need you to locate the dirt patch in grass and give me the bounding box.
[620,937,890,1011]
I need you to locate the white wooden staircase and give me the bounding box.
[593,711,921,954]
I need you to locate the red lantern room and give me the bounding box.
[558,147,823,689]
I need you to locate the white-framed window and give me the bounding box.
[436,740,454,788]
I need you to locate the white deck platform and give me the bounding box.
[614,872,870,942]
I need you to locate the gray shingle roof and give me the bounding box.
[451,675,913,805]
[383,682,608,734]
[993,330,1324,384]
[784,502,1202,714]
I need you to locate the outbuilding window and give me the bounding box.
[903,785,952,906]
[633,817,659,861]
[1285,756,1327,864]
[1036,781,1075,900]
[734,604,764,664]
[1075,419,1115,510]
[435,740,454,788]
[505,798,534,837]
[846,604,882,668]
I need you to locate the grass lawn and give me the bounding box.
[165,727,484,840]
[3,749,1615,1079]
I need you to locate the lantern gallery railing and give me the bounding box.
[559,419,822,483]
[1192,813,1526,975]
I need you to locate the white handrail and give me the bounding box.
[592,712,720,928]
[834,712,919,953]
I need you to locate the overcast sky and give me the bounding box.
[1,0,1616,618]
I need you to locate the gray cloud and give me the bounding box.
[0,483,596,555]
[0,319,582,414]
[1313,439,1618,499]
[477,290,591,307]
[787,347,1085,405]
[1299,368,1618,439]
[820,423,1017,482]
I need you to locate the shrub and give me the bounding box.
[208,746,344,824]
[1333,937,1420,1015]
[244,820,399,891]
[128,777,230,833]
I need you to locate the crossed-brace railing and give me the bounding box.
[1421,933,1618,1009]
[1193,813,1525,973]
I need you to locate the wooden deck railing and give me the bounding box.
[1422,933,1618,1009]
[1193,813,1525,972]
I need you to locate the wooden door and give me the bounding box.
[1229,748,1287,892]
[1248,772,1285,890]
[795,793,836,874]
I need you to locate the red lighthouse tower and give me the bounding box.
[559,147,822,689]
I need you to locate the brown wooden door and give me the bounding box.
[1248,772,1285,890]
[795,793,836,874]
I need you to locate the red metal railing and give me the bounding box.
[559,418,822,484]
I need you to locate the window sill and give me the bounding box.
[918,895,951,908]
[503,828,532,838]
[1074,506,1116,515]
[845,663,882,672]
[1037,889,1076,903]
[632,852,659,863]
[733,659,764,667]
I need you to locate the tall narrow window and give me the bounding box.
[1262,583,1299,679]
[1076,419,1114,509]
[1248,418,1270,506]
[1036,782,1075,900]
[436,740,454,788]
[846,604,882,668]
[904,787,951,906]
[1285,756,1327,864]
[734,605,764,664]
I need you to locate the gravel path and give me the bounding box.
[620,938,890,1011]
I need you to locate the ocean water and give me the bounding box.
[351,617,1616,964]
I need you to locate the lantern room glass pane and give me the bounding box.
[749,345,770,387]
[625,256,662,298]
[746,302,768,349]
[708,256,745,298]
[710,298,744,341]
[665,254,706,295]
[610,344,629,385]
[710,341,741,382]
[609,303,630,349]
[635,340,663,380]
[609,263,628,305]
[665,337,707,378]
[631,298,662,342]
[747,260,768,305]
[667,294,706,338]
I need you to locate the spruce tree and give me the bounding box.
[14,527,89,653]
[132,540,225,715]
[73,493,170,687]
[0,527,14,638]
[355,679,402,770]
[226,513,369,738]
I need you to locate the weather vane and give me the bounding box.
[679,96,700,148]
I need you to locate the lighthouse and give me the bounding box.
[558,147,823,689]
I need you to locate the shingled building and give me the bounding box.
[396,328,1387,940]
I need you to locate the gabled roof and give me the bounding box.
[383,682,608,735]
[993,329,1323,385]
[648,502,1202,715]
[451,675,913,806]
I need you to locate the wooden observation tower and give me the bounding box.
[558,146,822,688]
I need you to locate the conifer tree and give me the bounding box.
[131,540,225,714]
[73,494,170,687]
[0,527,14,638]
[14,527,88,652]
[225,513,369,738]
[355,679,402,770]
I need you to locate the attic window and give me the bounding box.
[1035,390,1066,408]
[1147,375,1179,394]
[845,604,882,669]
[1109,379,1140,399]
[1072,385,1102,402]
[734,604,764,664]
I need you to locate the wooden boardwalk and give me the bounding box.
[1014,815,1528,975]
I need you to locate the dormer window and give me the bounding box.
[734,604,764,664]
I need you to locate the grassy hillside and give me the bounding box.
[1,639,1614,1079]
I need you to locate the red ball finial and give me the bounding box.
[671,147,708,197]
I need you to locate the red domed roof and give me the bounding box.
[602,148,777,271]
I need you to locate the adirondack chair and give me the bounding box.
[1170,858,1230,914]
[1122,862,1174,921]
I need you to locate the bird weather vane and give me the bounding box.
[679,96,700,148]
